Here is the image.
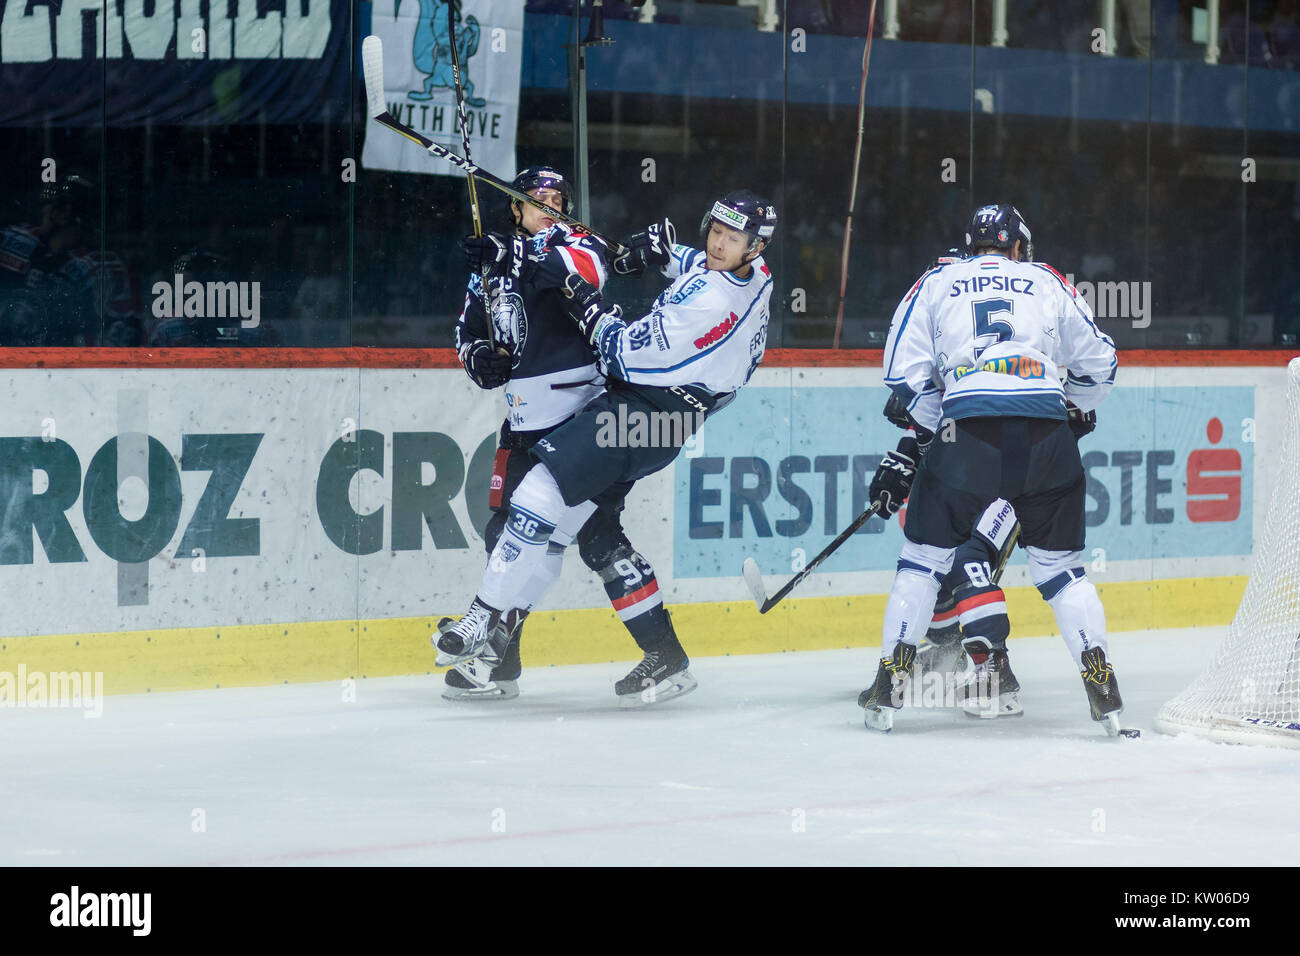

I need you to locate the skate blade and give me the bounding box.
[442,680,519,702]
[962,694,1025,719]
[863,706,894,733]
[1100,712,1121,737]
[618,670,698,708]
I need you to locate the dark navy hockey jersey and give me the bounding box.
[455,224,609,431]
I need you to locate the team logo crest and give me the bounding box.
[398,0,485,106]
[491,290,527,364]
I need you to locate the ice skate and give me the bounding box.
[1080,646,1124,735]
[858,642,916,732]
[443,612,524,700]
[433,598,501,666]
[615,634,697,708]
[958,637,1023,718]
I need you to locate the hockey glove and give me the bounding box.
[461,233,517,280]
[883,392,914,430]
[611,218,676,276]
[560,272,623,344]
[1066,401,1097,439]
[459,339,512,390]
[869,437,919,519]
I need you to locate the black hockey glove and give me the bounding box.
[611,218,676,277]
[560,273,623,344]
[1066,401,1097,439]
[869,437,919,519]
[459,339,512,389]
[461,233,519,280]
[883,392,914,430]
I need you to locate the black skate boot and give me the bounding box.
[443,611,525,701]
[958,636,1023,718]
[1080,646,1124,735]
[433,597,501,666]
[615,619,696,708]
[857,642,916,733]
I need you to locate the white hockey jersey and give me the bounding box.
[883,254,1117,431]
[590,243,773,397]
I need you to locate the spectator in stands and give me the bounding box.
[0,175,142,346]
[1269,0,1300,67]
[1221,7,1272,64]
[1120,0,1152,56]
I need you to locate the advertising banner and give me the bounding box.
[0,363,1278,654]
[0,0,348,126]
[360,0,521,178]
[674,376,1256,579]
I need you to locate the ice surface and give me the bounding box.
[4,626,1298,866]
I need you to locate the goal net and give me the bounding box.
[1154,357,1300,747]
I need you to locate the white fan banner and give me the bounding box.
[362,0,522,177]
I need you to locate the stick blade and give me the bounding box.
[741,558,768,612]
[361,35,387,119]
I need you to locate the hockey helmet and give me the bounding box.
[508,165,572,228]
[963,204,1032,262]
[39,174,95,226]
[700,190,777,255]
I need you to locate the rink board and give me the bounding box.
[0,357,1289,693]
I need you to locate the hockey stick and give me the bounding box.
[444,1,497,347]
[446,2,484,246]
[742,502,882,614]
[361,35,629,256]
[831,0,878,349]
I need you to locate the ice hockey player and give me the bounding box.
[437,190,776,706]
[871,391,1025,718]
[861,203,1121,733]
[445,165,676,701]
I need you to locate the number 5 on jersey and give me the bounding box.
[972,298,1014,360]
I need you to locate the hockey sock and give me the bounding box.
[1028,548,1107,669]
[954,584,1011,650]
[882,541,953,657]
[513,509,588,612]
[478,465,595,611]
[597,546,670,652]
[1043,577,1108,669]
[882,569,944,658]
[514,541,565,612]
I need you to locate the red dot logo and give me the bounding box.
[1207,417,1223,444]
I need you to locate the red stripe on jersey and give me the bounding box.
[560,245,603,288]
[611,579,660,611]
[931,604,959,624]
[1037,263,1077,297]
[954,589,1006,616]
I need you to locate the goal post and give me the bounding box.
[1154,357,1300,747]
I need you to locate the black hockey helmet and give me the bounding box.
[700,190,777,255]
[173,249,229,282]
[508,165,572,228]
[39,174,95,225]
[963,203,1032,261]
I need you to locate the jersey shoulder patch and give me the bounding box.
[660,272,712,308]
